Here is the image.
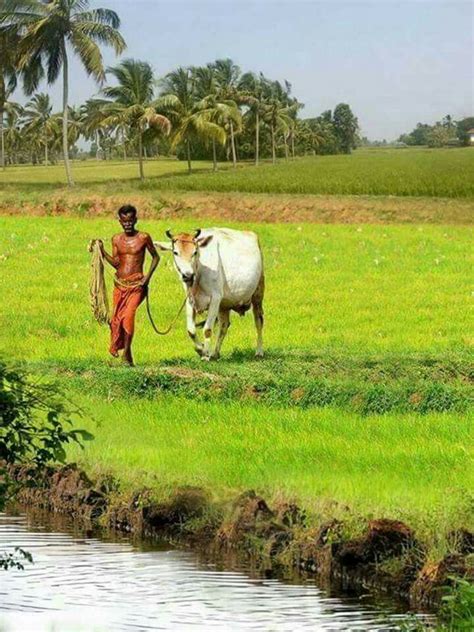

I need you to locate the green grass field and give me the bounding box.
[1,150,473,554]
[1,217,472,360]
[1,147,474,198]
[1,211,472,550]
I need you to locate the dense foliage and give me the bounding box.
[1,3,360,180]
[398,115,473,148]
[0,361,92,469]
[0,360,92,569]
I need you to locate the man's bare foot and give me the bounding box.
[109,349,119,358]
[123,352,134,366]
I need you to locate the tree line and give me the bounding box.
[398,115,474,148]
[0,0,359,185]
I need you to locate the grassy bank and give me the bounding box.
[1,148,474,198]
[64,389,473,555]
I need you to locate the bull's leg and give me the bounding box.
[202,294,221,360]
[211,309,230,360]
[252,274,265,358]
[186,299,203,357]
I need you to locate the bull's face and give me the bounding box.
[155,229,212,286]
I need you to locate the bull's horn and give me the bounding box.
[165,229,174,240]
[194,229,202,239]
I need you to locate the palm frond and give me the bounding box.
[72,7,121,29]
[70,30,104,82]
[72,22,126,55]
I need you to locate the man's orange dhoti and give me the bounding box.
[109,273,146,357]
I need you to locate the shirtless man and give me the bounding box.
[97,204,159,366]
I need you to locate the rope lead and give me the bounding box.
[88,239,186,336]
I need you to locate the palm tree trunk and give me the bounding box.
[212,139,217,171]
[284,134,289,160]
[255,109,259,166]
[62,47,74,186]
[44,140,48,166]
[230,120,237,168]
[186,140,192,174]
[271,123,276,164]
[0,108,5,172]
[291,129,295,158]
[95,131,100,160]
[138,131,144,180]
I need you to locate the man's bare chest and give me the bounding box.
[117,236,145,256]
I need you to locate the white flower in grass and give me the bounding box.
[374,258,380,265]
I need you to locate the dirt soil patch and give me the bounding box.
[1,191,473,224]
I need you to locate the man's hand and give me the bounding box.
[139,276,150,288]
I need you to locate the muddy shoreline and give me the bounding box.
[9,463,473,613]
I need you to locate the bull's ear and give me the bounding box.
[196,235,213,248]
[154,241,173,252]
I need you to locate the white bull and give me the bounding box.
[156,227,264,360]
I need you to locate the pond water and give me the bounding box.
[0,511,433,631]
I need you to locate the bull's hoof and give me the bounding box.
[210,352,221,361]
[255,350,264,359]
[194,347,204,357]
[201,355,211,362]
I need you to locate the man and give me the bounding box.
[97,205,159,366]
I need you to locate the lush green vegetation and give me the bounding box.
[0,214,472,552]
[1,217,471,361]
[1,2,359,183]
[1,148,474,199]
[66,391,472,548]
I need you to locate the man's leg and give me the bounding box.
[123,332,134,366]
[121,289,145,367]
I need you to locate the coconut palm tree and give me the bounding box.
[23,92,54,164]
[2,100,22,165]
[0,26,24,170]
[239,71,268,166]
[81,97,111,160]
[213,59,242,167]
[158,67,225,174]
[262,80,292,164]
[287,97,304,158]
[1,0,126,186]
[101,59,171,180]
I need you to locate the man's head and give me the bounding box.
[118,205,138,235]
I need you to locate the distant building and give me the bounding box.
[468,129,474,145]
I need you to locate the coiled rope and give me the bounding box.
[88,240,110,325]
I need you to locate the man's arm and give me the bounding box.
[142,234,160,286]
[98,237,119,269]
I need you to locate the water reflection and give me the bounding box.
[0,513,432,631]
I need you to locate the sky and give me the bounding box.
[12,0,474,140]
